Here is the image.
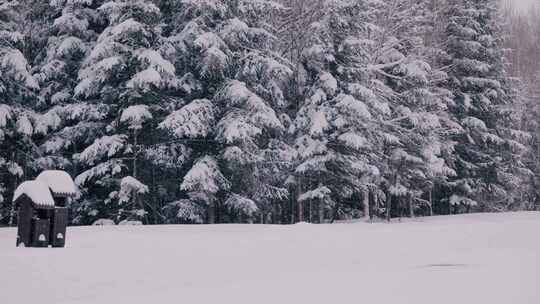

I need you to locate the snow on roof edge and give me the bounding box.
[13,180,56,209]
[36,170,77,196]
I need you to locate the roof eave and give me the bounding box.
[51,192,76,198]
[32,202,56,210]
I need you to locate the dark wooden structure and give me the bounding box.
[14,171,77,248]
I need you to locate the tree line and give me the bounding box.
[0,0,537,226]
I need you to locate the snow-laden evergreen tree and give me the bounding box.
[0,1,41,225]
[292,0,393,222]
[160,0,293,223]
[368,0,459,218]
[441,0,531,212]
[529,71,540,208]
[37,0,103,107]
[502,4,540,210]
[0,0,536,226]
[73,0,178,224]
[32,0,108,176]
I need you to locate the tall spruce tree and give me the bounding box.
[0,0,41,225]
[442,0,531,212]
[160,0,293,223]
[292,0,392,222]
[73,0,178,224]
[369,0,459,218]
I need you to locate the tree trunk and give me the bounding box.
[298,200,304,222]
[387,173,398,222]
[9,177,17,227]
[363,187,370,220]
[273,203,279,224]
[151,165,157,224]
[318,200,324,224]
[133,129,138,178]
[71,144,78,177]
[428,188,433,216]
[208,200,215,224]
[386,194,391,222]
[330,202,340,223]
[408,193,414,218]
[136,195,147,224]
[8,151,17,227]
[290,195,295,224]
[309,200,313,223]
[374,190,380,218]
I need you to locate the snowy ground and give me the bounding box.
[1,212,539,304]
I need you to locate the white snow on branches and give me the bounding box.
[120,105,153,130]
[159,99,216,138]
[77,135,127,165]
[336,94,372,120]
[181,156,230,194]
[1,49,39,89]
[16,115,33,136]
[298,186,331,202]
[0,105,12,128]
[118,176,149,205]
[224,194,258,217]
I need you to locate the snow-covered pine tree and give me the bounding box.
[0,0,535,226]
[73,0,178,224]
[367,0,459,219]
[31,0,108,175]
[528,71,540,209]
[0,0,41,225]
[37,0,103,108]
[160,0,293,223]
[292,0,391,222]
[441,0,531,213]
[501,4,540,210]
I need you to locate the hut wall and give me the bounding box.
[16,197,33,247]
[31,218,50,247]
[51,207,68,247]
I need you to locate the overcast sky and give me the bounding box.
[507,0,539,10]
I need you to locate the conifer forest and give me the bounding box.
[1,0,539,226]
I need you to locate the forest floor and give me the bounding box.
[1,212,539,304]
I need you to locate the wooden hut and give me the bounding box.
[14,170,77,248]
[14,181,56,247]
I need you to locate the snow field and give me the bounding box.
[0,212,538,304]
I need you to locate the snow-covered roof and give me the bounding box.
[36,170,77,197]
[13,181,56,209]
